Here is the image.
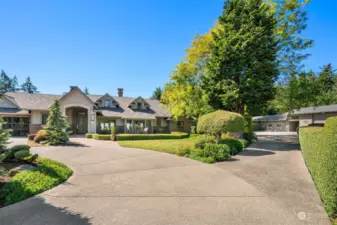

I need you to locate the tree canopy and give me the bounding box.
[21,76,38,93]
[202,0,278,115]
[150,87,163,100]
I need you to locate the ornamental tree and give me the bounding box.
[45,100,69,144]
[197,110,244,143]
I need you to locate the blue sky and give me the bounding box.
[0,0,336,97]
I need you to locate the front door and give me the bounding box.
[76,112,87,134]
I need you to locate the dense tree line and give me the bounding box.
[0,70,38,93]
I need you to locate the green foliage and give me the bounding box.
[202,0,278,115]
[20,76,38,93]
[117,132,189,141]
[93,134,111,140]
[274,65,337,113]
[84,87,90,95]
[238,139,249,148]
[243,132,257,145]
[14,150,30,159]
[44,100,69,144]
[197,110,244,142]
[150,87,163,100]
[162,28,215,120]
[0,157,72,205]
[299,121,337,218]
[10,144,30,152]
[188,143,231,163]
[219,139,243,155]
[111,126,116,135]
[34,133,48,143]
[85,133,93,138]
[324,116,337,135]
[270,0,313,81]
[194,135,216,149]
[0,70,19,92]
[0,118,11,150]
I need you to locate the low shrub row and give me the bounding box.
[93,134,111,140]
[85,133,93,138]
[117,132,189,141]
[299,117,337,219]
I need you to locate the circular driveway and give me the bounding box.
[0,136,330,225]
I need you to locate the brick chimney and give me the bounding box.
[118,88,124,97]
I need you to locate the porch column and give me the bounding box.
[88,109,96,133]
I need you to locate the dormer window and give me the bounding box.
[104,100,110,107]
[137,102,142,109]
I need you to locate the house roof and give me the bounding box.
[0,108,30,116]
[291,104,337,115]
[3,91,170,119]
[253,113,289,122]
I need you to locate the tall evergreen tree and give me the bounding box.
[45,100,69,144]
[84,87,90,95]
[150,87,163,100]
[21,76,38,93]
[0,70,16,92]
[202,0,278,115]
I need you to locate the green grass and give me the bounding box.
[118,135,200,154]
[0,157,72,206]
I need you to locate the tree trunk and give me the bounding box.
[216,133,221,144]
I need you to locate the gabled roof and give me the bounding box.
[5,92,60,110]
[127,96,150,107]
[95,93,118,104]
[59,86,95,105]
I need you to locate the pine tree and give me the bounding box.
[21,76,38,93]
[202,0,278,115]
[0,118,11,151]
[150,87,162,100]
[84,87,90,95]
[0,70,15,92]
[45,100,69,144]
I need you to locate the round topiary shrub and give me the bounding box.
[14,150,30,159]
[197,110,245,143]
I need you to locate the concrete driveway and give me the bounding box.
[0,136,330,225]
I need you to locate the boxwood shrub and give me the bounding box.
[299,118,337,219]
[85,133,93,139]
[220,138,243,155]
[117,132,189,141]
[93,134,111,140]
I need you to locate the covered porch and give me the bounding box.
[65,106,89,134]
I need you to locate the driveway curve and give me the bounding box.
[0,136,330,225]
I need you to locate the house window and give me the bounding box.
[42,114,49,125]
[156,118,161,126]
[137,102,142,109]
[177,121,184,129]
[104,100,110,107]
[2,117,30,136]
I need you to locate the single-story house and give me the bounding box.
[253,104,337,132]
[0,86,193,135]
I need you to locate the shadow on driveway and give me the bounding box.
[0,196,92,225]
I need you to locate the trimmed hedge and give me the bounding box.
[220,138,243,155]
[10,144,31,152]
[93,134,111,140]
[117,132,189,141]
[85,133,93,139]
[299,120,337,219]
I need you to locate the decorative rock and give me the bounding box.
[8,164,36,177]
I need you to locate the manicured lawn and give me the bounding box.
[118,135,200,154]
